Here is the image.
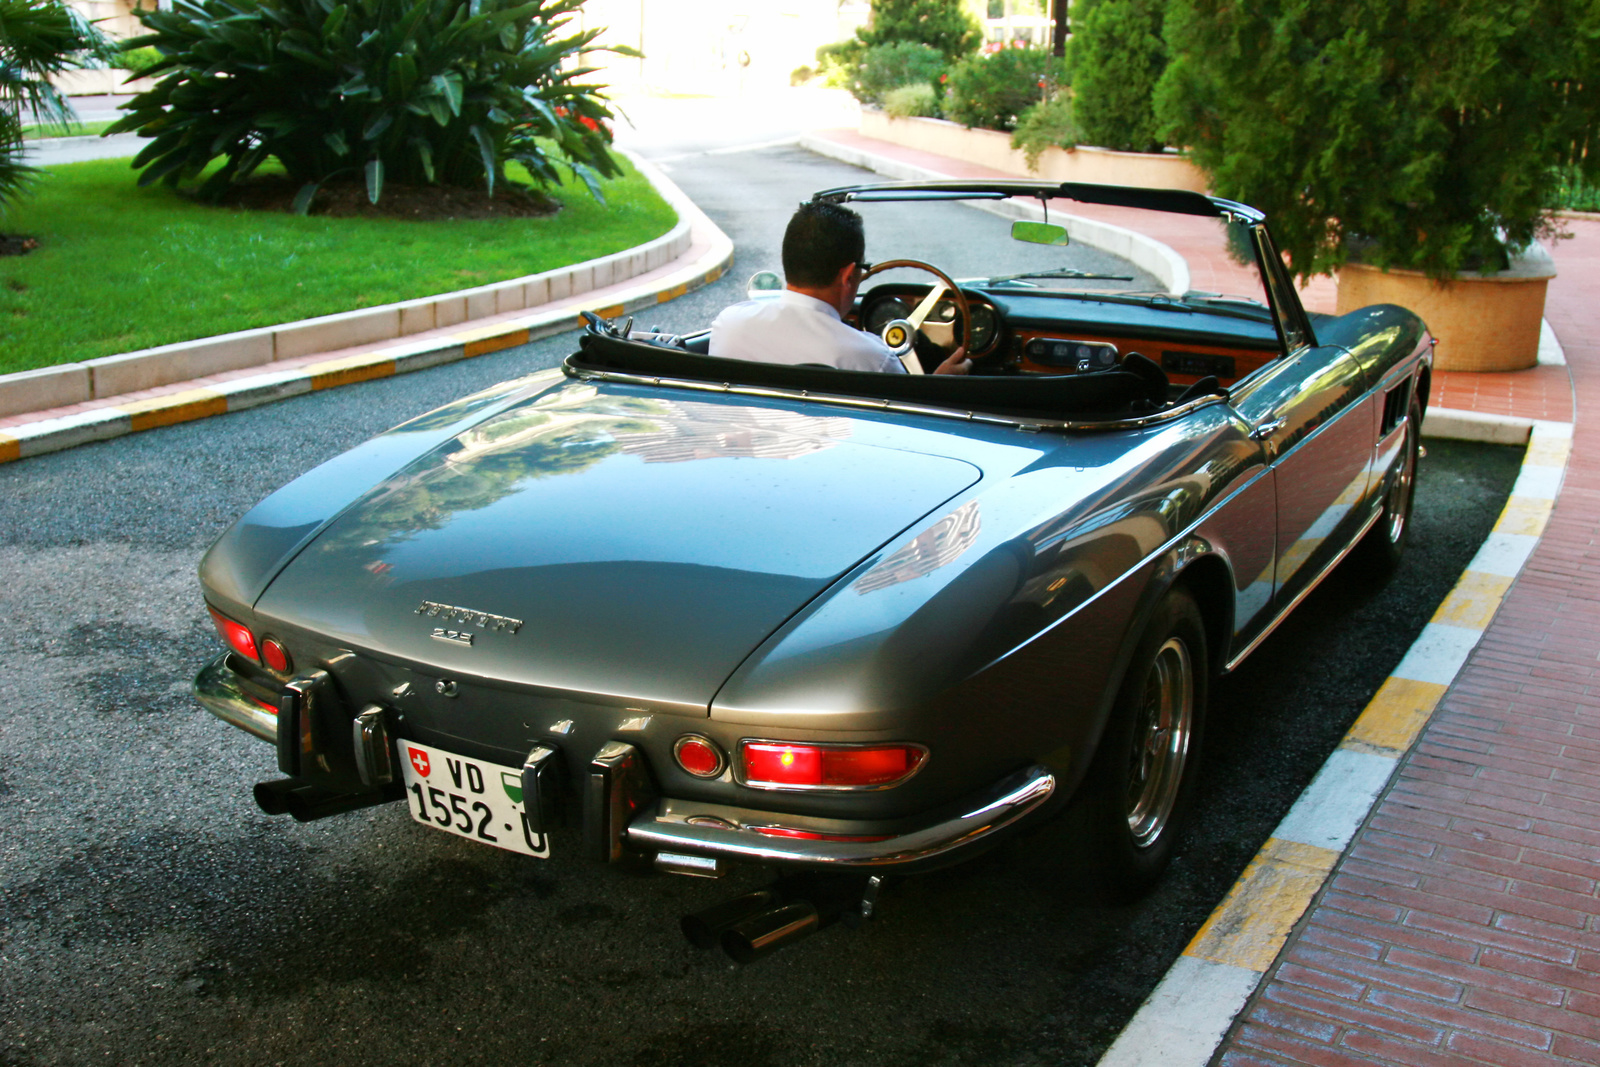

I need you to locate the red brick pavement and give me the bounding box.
[1217,221,1600,1065]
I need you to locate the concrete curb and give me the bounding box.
[0,153,733,465]
[0,148,701,420]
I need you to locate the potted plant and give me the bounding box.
[1156,0,1600,370]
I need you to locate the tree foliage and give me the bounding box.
[0,0,112,212]
[1070,0,1165,152]
[107,0,636,212]
[856,0,981,63]
[1157,0,1600,280]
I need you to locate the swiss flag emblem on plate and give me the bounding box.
[407,746,431,777]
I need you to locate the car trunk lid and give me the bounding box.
[253,385,981,712]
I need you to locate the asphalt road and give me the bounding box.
[0,142,1525,1067]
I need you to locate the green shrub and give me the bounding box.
[946,44,1063,132]
[1157,0,1600,280]
[1070,0,1165,152]
[855,42,946,106]
[117,44,163,75]
[107,0,635,212]
[884,83,939,119]
[815,39,865,89]
[1550,165,1600,213]
[855,0,980,63]
[1010,92,1078,169]
[0,0,113,211]
[789,65,814,86]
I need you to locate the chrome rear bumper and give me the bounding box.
[193,653,277,742]
[625,764,1057,873]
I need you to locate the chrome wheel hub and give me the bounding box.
[1385,421,1417,544]
[1125,636,1194,848]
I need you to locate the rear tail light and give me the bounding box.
[739,741,927,790]
[674,735,726,778]
[208,607,259,663]
[260,637,292,673]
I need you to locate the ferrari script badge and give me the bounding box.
[414,600,523,634]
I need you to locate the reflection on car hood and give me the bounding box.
[254,386,982,712]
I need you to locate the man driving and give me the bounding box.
[710,201,970,375]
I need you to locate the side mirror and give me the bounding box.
[746,270,784,300]
[1011,221,1069,247]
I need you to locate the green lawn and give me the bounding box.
[0,156,678,374]
[21,120,119,139]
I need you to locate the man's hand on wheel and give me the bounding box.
[933,346,971,375]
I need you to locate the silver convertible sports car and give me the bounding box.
[194,180,1431,959]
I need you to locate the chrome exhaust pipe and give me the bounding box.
[680,888,784,949]
[253,779,396,822]
[720,901,821,964]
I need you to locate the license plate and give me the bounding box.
[397,740,550,858]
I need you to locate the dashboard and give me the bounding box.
[855,282,1284,387]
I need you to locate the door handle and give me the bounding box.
[1249,417,1286,441]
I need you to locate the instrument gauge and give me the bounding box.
[967,304,999,353]
[863,297,912,337]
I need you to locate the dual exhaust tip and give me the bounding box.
[254,778,395,822]
[682,877,873,963]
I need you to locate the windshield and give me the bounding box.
[846,194,1270,312]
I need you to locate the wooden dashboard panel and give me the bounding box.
[1008,329,1277,387]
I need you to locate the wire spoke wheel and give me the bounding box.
[1124,635,1194,849]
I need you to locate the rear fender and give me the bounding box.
[1053,536,1232,800]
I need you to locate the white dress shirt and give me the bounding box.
[709,291,907,374]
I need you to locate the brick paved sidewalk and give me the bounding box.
[809,126,1600,1065]
[1216,221,1600,1066]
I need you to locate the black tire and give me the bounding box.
[1072,587,1208,899]
[1354,392,1422,576]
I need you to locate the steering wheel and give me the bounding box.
[860,259,970,373]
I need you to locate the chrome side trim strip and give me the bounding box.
[192,652,278,742]
[565,363,1224,433]
[1224,504,1384,673]
[624,764,1056,870]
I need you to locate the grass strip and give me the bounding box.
[0,156,677,374]
[21,121,119,139]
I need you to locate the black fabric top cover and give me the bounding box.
[571,333,1166,422]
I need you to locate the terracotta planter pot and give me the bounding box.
[860,110,1208,193]
[1335,246,1555,372]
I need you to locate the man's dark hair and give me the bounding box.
[782,201,865,289]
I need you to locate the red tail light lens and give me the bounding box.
[260,637,292,674]
[208,607,259,663]
[739,742,927,790]
[673,735,726,778]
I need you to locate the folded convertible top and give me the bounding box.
[570,332,1168,422]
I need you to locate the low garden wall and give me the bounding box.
[860,110,1209,192]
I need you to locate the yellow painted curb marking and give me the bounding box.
[1431,570,1514,630]
[464,328,530,359]
[1495,495,1555,538]
[656,282,690,303]
[123,388,228,432]
[1344,676,1448,755]
[1526,437,1572,468]
[0,432,19,465]
[308,355,396,390]
[586,304,626,321]
[1184,838,1340,972]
